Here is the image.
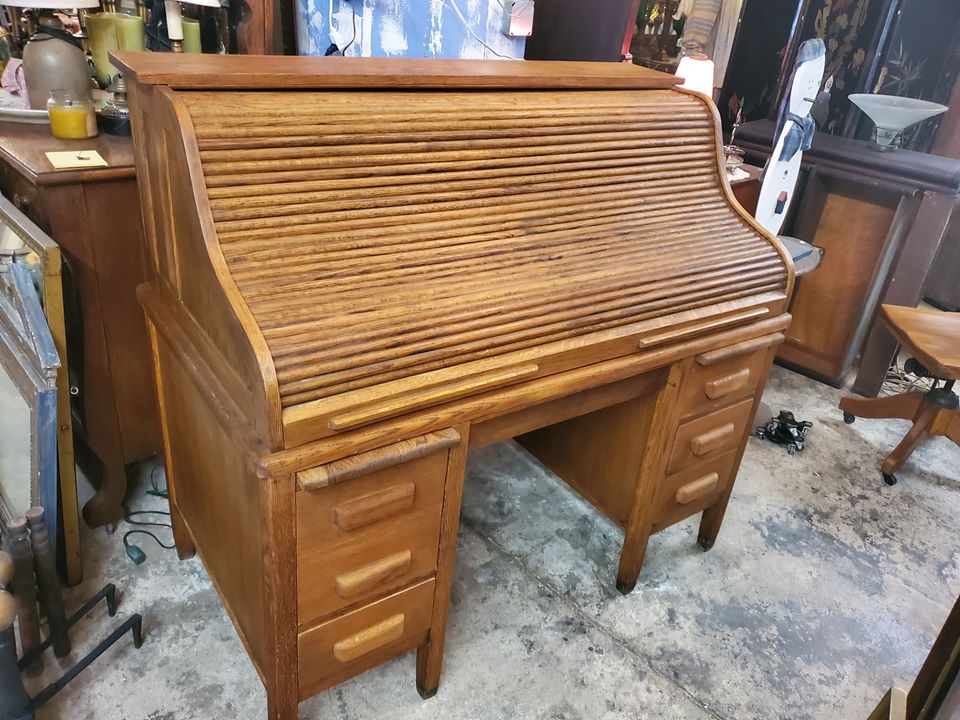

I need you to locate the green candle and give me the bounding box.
[183,17,201,54]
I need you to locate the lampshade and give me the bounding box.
[0,0,99,7]
[676,54,715,98]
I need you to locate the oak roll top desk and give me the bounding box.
[112,53,794,720]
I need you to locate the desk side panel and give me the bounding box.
[126,81,282,448]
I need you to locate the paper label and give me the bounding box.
[45,150,109,170]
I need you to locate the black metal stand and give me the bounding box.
[0,584,143,718]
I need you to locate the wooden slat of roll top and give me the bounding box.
[198,121,713,151]
[296,428,460,490]
[210,170,712,224]
[280,280,782,404]
[223,201,735,276]
[205,153,717,201]
[203,147,715,189]
[199,126,713,165]
[274,277,786,404]
[281,285,787,407]
[241,221,755,305]
[284,296,789,438]
[224,201,739,274]
[266,252,780,373]
[184,88,788,410]
[258,249,781,353]
[213,182,718,237]
[208,159,713,210]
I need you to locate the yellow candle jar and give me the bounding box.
[48,90,98,140]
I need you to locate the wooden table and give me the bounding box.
[0,123,161,528]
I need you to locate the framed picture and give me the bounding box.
[0,193,80,583]
[0,260,59,556]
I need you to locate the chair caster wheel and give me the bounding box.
[843,411,855,424]
[883,473,897,486]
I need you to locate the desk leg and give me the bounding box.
[417,423,470,699]
[617,363,684,594]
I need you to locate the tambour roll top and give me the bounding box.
[113,54,791,449]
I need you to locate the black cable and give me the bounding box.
[123,509,173,565]
[145,463,168,499]
[341,0,357,55]
[123,530,176,565]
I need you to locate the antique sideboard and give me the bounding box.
[113,53,794,719]
[0,125,162,531]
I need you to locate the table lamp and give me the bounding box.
[164,0,218,52]
[0,0,99,109]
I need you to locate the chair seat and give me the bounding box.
[881,304,960,380]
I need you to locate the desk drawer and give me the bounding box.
[297,449,447,625]
[668,398,753,475]
[652,451,738,532]
[298,578,435,698]
[679,346,769,419]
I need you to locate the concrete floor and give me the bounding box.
[33,366,960,720]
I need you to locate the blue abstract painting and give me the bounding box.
[295,0,527,60]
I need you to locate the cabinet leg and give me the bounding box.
[80,454,128,528]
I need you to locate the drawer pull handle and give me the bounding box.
[675,473,720,505]
[334,551,413,599]
[328,364,540,431]
[333,613,406,663]
[690,423,735,456]
[695,332,785,366]
[334,482,416,532]
[704,368,751,400]
[297,428,460,490]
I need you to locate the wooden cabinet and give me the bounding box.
[738,119,960,394]
[0,125,161,528]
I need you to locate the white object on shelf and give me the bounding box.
[676,55,715,97]
[849,94,948,148]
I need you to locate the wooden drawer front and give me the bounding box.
[299,578,435,698]
[679,346,769,419]
[0,166,47,231]
[297,450,447,625]
[668,398,753,475]
[652,451,739,532]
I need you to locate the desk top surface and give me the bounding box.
[112,53,680,91]
[0,122,136,186]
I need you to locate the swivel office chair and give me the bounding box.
[840,305,960,486]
